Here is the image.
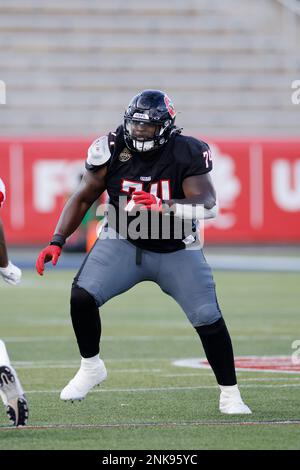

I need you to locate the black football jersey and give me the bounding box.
[86,126,212,253]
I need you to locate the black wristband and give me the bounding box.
[50,234,66,248]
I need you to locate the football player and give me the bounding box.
[0,177,29,426]
[36,90,251,414]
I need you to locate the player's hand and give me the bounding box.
[36,245,62,276]
[132,191,163,212]
[0,261,22,286]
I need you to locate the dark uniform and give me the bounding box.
[39,90,244,404]
[87,125,212,252]
[76,126,221,328]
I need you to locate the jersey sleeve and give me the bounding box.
[182,137,213,179]
[85,134,112,172]
[0,178,6,208]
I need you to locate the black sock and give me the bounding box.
[195,318,237,386]
[70,285,101,358]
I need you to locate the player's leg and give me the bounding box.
[0,340,29,426]
[157,247,251,414]
[60,285,107,401]
[61,235,150,401]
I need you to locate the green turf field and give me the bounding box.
[0,270,300,450]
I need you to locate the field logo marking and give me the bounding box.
[173,356,300,373]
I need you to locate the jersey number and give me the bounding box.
[203,149,212,168]
[121,179,171,200]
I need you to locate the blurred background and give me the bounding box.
[1,1,300,448]
[0,0,299,268]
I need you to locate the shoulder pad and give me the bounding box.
[0,178,6,208]
[87,135,111,167]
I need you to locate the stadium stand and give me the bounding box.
[0,0,299,136]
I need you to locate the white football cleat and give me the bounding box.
[219,384,252,415]
[60,358,107,401]
[0,340,29,426]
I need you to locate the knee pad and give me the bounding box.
[188,303,221,329]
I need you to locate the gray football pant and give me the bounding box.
[75,236,222,328]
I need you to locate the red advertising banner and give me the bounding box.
[0,138,90,244]
[0,137,300,244]
[205,139,300,242]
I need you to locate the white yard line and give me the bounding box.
[23,383,300,395]
[2,334,295,343]
[162,373,213,377]
[3,336,71,343]
[1,419,300,431]
[239,377,300,382]
[13,364,163,373]
[0,281,70,289]
[162,375,300,380]
[12,358,172,366]
[233,335,294,341]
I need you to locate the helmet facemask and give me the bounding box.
[124,117,173,153]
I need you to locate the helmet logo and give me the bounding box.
[164,95,176,118]
[133,112,149,120]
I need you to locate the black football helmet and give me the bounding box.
[123,89,177,153]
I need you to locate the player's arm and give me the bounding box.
[53,167,107,242]
[0,179,7,265]
[36,134,112,275]
[0,217,8,268]
[132,174,217,219]
[132,173,217,220]
[0,179,22,285]
[36,166,107,275]
[132,138,217,219]
[182,173,216,208]
[0,218,22,285]
[166,172,217,219]
[131,174,217,219]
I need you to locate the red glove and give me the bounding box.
[132,191,163,212]
[36,245,62,276]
